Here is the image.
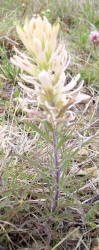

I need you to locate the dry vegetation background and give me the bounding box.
[0,0,99,249]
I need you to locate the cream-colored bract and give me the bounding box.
[11,16,90,125]
[16,16,59,66]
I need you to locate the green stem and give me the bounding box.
[52,131,61,212]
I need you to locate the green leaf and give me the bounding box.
[57,134,73,150]
[42,120,54,133]
[33,123,52,143]
[62,147,79,172]
[24,121,52,143]
[13,90,20,98]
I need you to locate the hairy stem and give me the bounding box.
[52,131,61,212]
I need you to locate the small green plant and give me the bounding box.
[0,46,20,82]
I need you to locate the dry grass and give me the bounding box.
[0,0,99,249]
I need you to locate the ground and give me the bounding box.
[0,0,99,249]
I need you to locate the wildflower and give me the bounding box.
[11,16,90,126]
[89,30,99,46]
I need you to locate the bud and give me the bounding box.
[89,30,99,46]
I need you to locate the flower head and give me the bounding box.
[89,30,99,46]
[16,15,59,70]
[11,16,90,126]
